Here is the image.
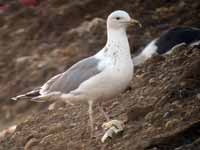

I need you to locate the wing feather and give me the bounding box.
[40,56,102,94]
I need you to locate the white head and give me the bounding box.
[107,10,141,31]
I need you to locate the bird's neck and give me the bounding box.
[105,28,131,58]
[95,28,133,71]
[106,28,128,47]
[95,28,132,65]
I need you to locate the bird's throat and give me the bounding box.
[106,29,131,58]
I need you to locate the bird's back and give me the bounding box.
[156,27,200,54]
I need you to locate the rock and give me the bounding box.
[165,119,179,129]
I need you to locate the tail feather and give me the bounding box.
[31,91,62,102]
[11,89,40,101]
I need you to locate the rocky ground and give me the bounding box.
[0,0,200,149]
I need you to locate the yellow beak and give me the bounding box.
[129,19,142,27]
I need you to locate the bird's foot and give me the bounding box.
[101,120,124,143]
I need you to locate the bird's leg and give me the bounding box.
[88,100,94,138]
[99,102,125,142]
[98,102,110,122]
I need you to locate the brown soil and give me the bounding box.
[0,0,200,150]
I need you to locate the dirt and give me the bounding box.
[0,0,200,150]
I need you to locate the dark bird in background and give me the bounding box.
[133,26,200,66]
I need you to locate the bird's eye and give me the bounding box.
[116,17,120,20]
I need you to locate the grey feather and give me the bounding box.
[40,73,63,94]
[40,56,102,94]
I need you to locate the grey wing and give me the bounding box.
[40,57,102,94]
[40,73,63,94]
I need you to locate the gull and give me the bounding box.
[133,26,200,66]
[12,10,141,137]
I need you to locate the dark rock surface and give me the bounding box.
[0,0,200,149]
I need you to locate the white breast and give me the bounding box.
[74,29,133,101]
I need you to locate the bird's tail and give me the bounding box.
[30,91,62,102]
[11,89,40,101]
[11,94,29,101]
